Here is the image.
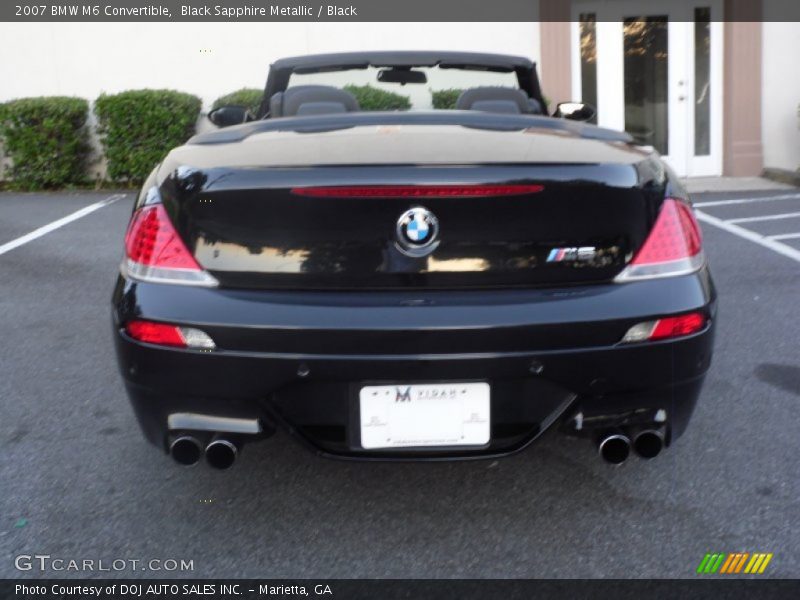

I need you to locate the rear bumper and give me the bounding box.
[112,268,716,460]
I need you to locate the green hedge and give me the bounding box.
[0,97,90,189]
[94,89,201,185]
[431,89,463,110]
[343,85,411,111]
[212,88,263,115]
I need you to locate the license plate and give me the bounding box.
[359,382,490,449]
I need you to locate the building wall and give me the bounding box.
[761,20,800,172]
[539,2,572,108]
[0,22,541,108]
[4,17,797,179]
[0,22,541,180]
[722,6,763,177]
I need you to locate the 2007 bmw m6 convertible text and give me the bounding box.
[112,51,716,469]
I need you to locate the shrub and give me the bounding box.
[94,89,201,185]
[431,89,463,110]
[0,97,90,189]
[212,88,263,115]
[343,85,411,111]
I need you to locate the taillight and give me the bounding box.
[290,184,545,198]
[121,203,217,287]
[621,311,707,343]
[125,319,216,349]
[615,198,705,282]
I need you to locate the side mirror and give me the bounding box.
[207,105,254,128]
[554,102,596,122]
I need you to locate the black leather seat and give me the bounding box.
[455,87,543,115]
[269,85,360,117]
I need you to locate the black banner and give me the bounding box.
[3,579,800,600]
[2,0,800,22]
[4,0,535,22]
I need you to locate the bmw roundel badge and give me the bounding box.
[396,207,439,256]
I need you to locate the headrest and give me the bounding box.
[456,87,532,114]
[270,85,360,117]
[469,100,522,114]
[296,102,348,116]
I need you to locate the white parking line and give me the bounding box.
[0,194,126,257]
[769,232,800,241]
[726,211,800,224]
[693,193,800,208]
[695,210,800,264]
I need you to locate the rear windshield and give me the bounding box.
[287,66,520,110]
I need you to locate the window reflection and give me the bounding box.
[623,17,669,154]
[579,13,598,123]
[694,7,711,156]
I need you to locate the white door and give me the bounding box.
[570,1,723,176]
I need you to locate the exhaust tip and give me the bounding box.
[633,430,664,459]
[170,435,202,466]
[598,433,630,465]
[205,439,237,470]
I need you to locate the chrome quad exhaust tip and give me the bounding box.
[166,414,263,470]
[205,437,238,470]
[632,429,665,460]
[169,435,203,466]
[597,432,631,465]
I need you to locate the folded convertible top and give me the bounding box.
[188,111,634,145]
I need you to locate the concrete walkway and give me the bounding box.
[681,176,797,194]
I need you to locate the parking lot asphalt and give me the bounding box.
[1,188,798,579]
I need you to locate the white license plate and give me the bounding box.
[359,382,490,449]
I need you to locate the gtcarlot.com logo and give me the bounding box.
[14,554,194,572]
[697,552,773,574]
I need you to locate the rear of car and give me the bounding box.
[112,115,715,469]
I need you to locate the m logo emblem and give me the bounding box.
[395,386,412,402]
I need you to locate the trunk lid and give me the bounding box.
[160,163,666,290]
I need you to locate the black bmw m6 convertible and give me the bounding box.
[112,51,715,469]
